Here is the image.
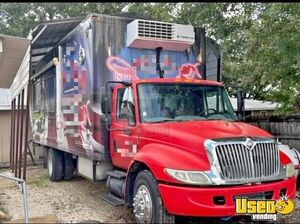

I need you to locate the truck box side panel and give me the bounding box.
[32,19,105,161]
[32,66,56,146]
[57,19,105,161]
[31,14,221,162]
[92,16,199,83]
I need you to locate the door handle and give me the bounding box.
[123,128,131,136]
[113,139,117,152]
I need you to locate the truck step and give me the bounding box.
[106,170,126,179]
[100,193,124,206]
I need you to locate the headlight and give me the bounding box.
[286,163,296,178]
[165,168,213,185]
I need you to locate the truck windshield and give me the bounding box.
[138,83,238,123]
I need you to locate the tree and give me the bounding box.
[0,3,299,113]
[125,3,177,22]
[178,3,300,113]
[0,3,129,37]
[223,3,300,113]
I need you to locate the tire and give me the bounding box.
[47,148,63,181]
[133,170,175,224]
[43,146,48,169]
[63,153,74,180]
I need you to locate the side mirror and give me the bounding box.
[100,86,113,114]
[100,114,111,126]
[237,90,246,121]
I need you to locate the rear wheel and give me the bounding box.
[133,170,175,224]
[47,148,63,181]
[63,153,74,180]
[43,146,48,169]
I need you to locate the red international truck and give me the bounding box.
[27,13,295,223]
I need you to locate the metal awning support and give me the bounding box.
[0,173,29,224]
[9,87,29,180]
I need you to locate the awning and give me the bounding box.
[30,17,83,70]
[0,35,30,88]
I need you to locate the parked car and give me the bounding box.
[278,142,300,197]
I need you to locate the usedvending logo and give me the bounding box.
[235,195,295,221]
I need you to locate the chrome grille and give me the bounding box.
[215,142,280,180]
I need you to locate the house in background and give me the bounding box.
[230,98,279,118]
[0,88,11,167]
[0,35,30,167]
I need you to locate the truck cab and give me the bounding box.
[110,78,236,169]
[104,78,296,223]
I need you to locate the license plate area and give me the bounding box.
[233,191,273,201]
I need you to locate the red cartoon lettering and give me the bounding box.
[106,56,139,81]
[177,63,202,80]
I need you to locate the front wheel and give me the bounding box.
[133,170,175,224]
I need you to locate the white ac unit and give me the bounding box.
[127,19,195,51]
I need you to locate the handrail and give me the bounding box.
[0,173,29,224]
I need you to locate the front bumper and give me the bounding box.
[158,177,296,217]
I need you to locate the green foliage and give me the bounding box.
[177,3,300,114]
[0,3,128,37]
[126,3,177,22]
[0,3,299,113]
[27,173,49,188]
[221,3,300,114]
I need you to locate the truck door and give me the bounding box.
[44,73,57,145]
[110,86,139,169]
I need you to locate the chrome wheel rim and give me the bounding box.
[48,153,53,176]
[133,184,153,223]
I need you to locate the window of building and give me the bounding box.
[260,111,267,116]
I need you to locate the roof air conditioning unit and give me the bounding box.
[127,19,195,51]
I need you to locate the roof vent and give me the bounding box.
[127,19,195,51]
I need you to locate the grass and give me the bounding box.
[0,202,11,221]
[27,173,49,188]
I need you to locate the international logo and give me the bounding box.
[235,195,295,221]
[245,138,255,151]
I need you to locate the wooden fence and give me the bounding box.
[246,115,300,150]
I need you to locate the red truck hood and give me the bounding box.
[140,120,272,162]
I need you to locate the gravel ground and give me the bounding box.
[0,166,133,223]
[0,166,299,223]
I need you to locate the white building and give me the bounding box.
[230,98,279,117]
